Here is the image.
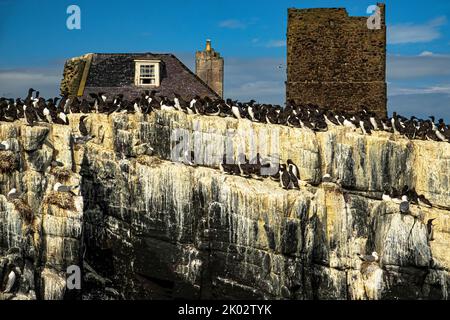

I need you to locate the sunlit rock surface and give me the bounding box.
[0,110,449,300]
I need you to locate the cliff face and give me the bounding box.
[0,111,449,300]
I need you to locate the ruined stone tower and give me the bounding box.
[196,40,224,98]
[287,3,387,117]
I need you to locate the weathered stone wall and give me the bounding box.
[287,4,387,118]
[60,57,87,97]
[196,45,224,98]
[0,108,449,300]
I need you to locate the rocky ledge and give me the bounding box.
[0,110,449,300]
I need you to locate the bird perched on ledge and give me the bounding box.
[357,251,379,263]
[0,140,10,151]
[54,182,78,195]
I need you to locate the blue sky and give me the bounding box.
[1,0,450,120]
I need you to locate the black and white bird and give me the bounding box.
[7,188,20,200]
[382,184,392,202]
[228,100,241,119]
[43,105,53,123]
[286,159,299,180]
[418,194,432,208]
[79,116,89,136]
[399,195,410,214]
[160,97,175,111]
[357,251,379,263]
[183,150,196,167]
[53,182,78,195]
[288,164,300,189]
[74,115,95,144]
[0,140,10,151]
[280,164,291,189]
[3,270,16,293]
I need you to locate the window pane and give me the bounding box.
[137,63,157,85]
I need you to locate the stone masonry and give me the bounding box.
[196,40,224,98]
[287,3,387,118]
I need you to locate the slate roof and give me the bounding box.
[82,53,219,100]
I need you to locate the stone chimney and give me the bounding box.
[195,40,224,98]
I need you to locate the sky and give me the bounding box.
[1,0,450,121]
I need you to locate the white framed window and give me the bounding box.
[134,60,161,86]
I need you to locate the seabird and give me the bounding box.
[322,173,332,183]
[382,184,392,202]
[78,116,89,136]
[399,196,410,214]
[43,105,53,123]
[427,218,436,241]
[230,102,242,119]
[174,93,189,113]
[23,102,37,126]
[369,115,379,131]
[53,182,78,195]
[288,164,300,189]
[343,117,357,130]
[247,102,257,122]
[0,140,10,151]
[51,160,65,168]
[418,194,432,208]
[183,150,196,166]
[74,116,95,143]
[435,128,448,142]
[160,97,175,111]
[58,111,69,125]
[220,154,240,175]
[3,270,16,293]
[237,155,254,178]
[266,108,279,125]
[187,97,196,115]
[280,164,290,189]
[391,112,401,134]
[73,135,95,144]
[357,251,379,263]
[205,104,220,116]
[80,99,91,113]
[286,159,300,180]
[7,188,20,200]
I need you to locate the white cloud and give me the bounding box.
[419,51,434,57]
[265,40,286,48]
[388,16,447,44]
[0,69,61,97]
[388,53,450,79]
[389,84,450,96]
[218,19,246,29]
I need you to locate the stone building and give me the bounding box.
[287,3,387,117]
[60,52,219,100]
[195,40,224,98]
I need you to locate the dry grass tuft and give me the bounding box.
[136,155,163,168]
[12,199,34,224]
[44,191,76,211]
[51,166,72,182]
[0,151,17,173]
